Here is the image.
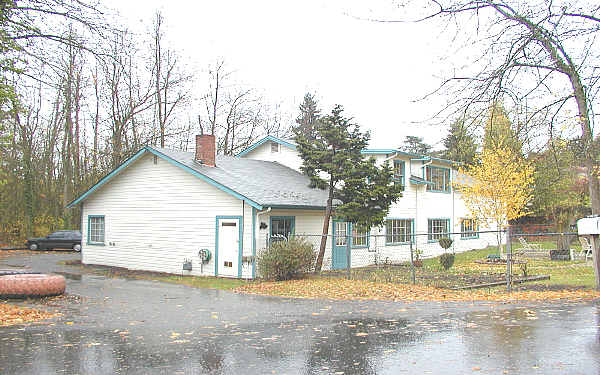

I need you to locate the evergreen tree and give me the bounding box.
[483,102,522,155]
[399,136,432,155]
[294,92,320,139]
[294,105,403,272]
[441,118,477,165]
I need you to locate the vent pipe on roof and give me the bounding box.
[195,134,216,167]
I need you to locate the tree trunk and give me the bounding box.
[314,180,334,272]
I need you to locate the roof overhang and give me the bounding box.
[67,147,264,210]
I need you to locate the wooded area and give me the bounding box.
[0,1,291,243]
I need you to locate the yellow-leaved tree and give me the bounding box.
[455,147,534,255]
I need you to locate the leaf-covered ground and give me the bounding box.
[235,278,600,302]
[0,303,60,327]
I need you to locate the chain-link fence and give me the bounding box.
[267,227,595,291]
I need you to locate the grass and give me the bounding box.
[60,260,247,290]
[328,245,595,290]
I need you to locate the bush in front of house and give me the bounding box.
[257,237,316,281]
[438,237,455,270]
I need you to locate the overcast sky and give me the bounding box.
[104,0,454,149]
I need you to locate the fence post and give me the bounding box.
[346,234,351,279]
[410,238,416,285]
[505,227,512,293]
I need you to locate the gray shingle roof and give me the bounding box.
[149,146,329,208]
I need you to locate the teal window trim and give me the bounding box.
[460,218,479,240]
[427,218,450,242]
[424,165,452,193]
[393,160,405,188]
[351,223,370,249]
[214,216,244,278]
[87,215,105,246]
[269,216,295,240]
[384,218,414,245]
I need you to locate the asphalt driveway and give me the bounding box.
[1,251,599,374]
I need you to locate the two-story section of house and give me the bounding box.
[239,135,499,268]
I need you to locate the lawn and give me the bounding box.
[326,246,595,290]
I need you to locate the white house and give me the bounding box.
[67,134,498,279]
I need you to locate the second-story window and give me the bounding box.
[393,160,405,188]
[426,166,451,193]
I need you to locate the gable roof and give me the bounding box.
[236,135,297,157]
[67,146,330,210]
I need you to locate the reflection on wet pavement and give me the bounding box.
[1,252,599,374]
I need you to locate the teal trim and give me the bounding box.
[269,216,295,239]
[393,160,406,188]
[68,147,264,210]
[361,149,397,155]
[384,218,414,245]
[252,208,257,279]
[459,218,480,240]
[409,176,434,185]
[67,149,147,208]
[87,215,105,246]
[427,218,451,242]
[236,135,297,157]
[332,220,351,269]
[350,222,370,249]
[146,147,263,210]
[215,216,243,277]
[424,165,452,193]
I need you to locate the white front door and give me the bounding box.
[217,218,239,277]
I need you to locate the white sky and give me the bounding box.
[104,0,454,149]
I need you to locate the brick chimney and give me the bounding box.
[195,134,216,167]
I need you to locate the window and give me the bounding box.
[352,224,369,248]
[428,219,449,241]
[270,142,279,153]
[393,160,405,188]
[88,216,105,245]
[335,222,347,246]
[270,216,294,241]
[461,218,478,239]
[426,166,451,193]
[386,219,413,244]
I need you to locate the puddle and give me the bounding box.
[54,272,83,281]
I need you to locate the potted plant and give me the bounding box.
[438,237,455,270]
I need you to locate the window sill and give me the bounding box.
[385,242,411,246]
[426,190,451,194]
[87,242,105,246]
[352,245,369,249]
[460,236,479,240]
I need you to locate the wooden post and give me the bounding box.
[591,235,600,291]
[505,227,512,293]
[346,232,351,279]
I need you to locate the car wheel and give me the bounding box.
[72,244,81,252]
[28,243,38,251]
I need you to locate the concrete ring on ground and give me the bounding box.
[0,274,66,298]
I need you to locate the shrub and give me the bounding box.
[439,253,455,270]
[257,237,316,281]
[439,237,453,250]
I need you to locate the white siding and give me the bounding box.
[241,141,302,171]
[81,153,253,278]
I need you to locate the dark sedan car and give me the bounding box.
[26,230,82,252]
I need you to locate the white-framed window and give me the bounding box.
[270,142,279,153]
[426,166,451,193]
[461,218,478,239]
[428,218,449,241]
[386,219,413,244]
[335,221,347,246]
[352,224,369,247]
[88,215,105,245]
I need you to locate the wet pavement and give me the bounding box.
[1,252,599,374]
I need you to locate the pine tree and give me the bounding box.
[294,105,403,272]
[399,136,432,155]
[294,92,320,140]
[483,102,522,155]
[441,118,477,165]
